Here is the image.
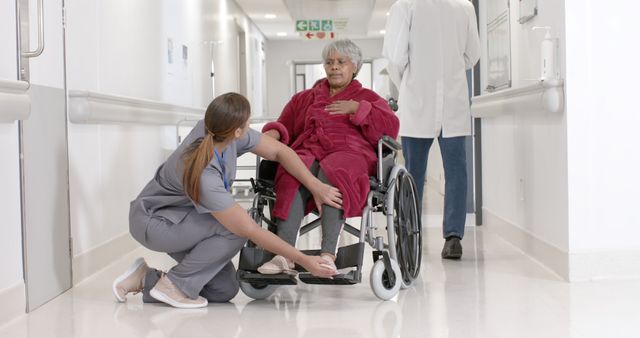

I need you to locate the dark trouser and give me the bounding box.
[276,161,344,255]
[401,135,467,239]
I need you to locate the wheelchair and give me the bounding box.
[237,136,422,300]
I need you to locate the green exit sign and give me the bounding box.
[296,19,334,32]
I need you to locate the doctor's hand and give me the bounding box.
[310,182,343,216]
[300,255,338,278]
[325,100,359,115]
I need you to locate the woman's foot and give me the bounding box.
[320,254,337,271]
[257,255,296,275]
[112,257,148,302]
[150,274,208,309]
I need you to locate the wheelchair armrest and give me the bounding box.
[379,135,401,152]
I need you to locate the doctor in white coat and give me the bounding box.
[383,0,480,259]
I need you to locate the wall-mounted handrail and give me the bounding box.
[0,79,31,123]
[471,79,564,118]
[21,0,45,58]
[175,118,201,146]
[68,90,204,125]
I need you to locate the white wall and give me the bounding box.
[265,38,384,116]
[0,0,24,295]
[0,1,17,80]
[565,1,640,280]
[65,0,266,277]
[479,0,640,281]
[478,0,569,272]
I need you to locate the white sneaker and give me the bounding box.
[112,257,148,302]
[150,274,208,309]
[257,255,297,275]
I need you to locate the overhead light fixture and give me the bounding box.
[386,12,390,16]
[264,14,277,19]
[276,32,287,37]
[379,30,386,34]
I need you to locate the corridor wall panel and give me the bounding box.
[65,0,267,282]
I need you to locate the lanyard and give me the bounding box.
[213,148,229,191]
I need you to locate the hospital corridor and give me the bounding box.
[1,1,640,337]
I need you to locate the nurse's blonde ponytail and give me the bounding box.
[182,93,251,204]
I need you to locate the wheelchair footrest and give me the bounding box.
[300,242,365,270]
[237,271,298,285]
[299,270,361,285]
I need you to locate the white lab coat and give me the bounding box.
[383,0,480,138]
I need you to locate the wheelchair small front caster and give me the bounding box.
[370,258,402,301]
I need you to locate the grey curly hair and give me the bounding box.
[321,39,363,78]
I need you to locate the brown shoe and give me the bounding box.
[113,257,148,302]
[441,237,463,259]
[150,274,208,309]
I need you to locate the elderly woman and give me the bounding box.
[258,39,399,274]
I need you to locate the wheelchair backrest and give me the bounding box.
[375,135,401,187]
[258,160,278,182]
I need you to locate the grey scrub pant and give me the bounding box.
[130,202,247,302]
[276,162,344,255]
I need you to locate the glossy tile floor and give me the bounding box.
[2,188,640,338]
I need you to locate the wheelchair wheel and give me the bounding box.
[239,281,278,300]
[370,258,402,301]
[393,171,423,288]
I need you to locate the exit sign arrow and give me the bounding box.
[296,20,308,31]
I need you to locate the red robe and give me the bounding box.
[262,79,399,219]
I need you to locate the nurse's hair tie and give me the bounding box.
[204,125,215,137]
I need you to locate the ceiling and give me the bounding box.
[234,0,396,40]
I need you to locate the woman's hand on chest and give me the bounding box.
[325,100,359,115]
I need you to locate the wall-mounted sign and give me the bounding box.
[296,20,308,31]
[302,31,335,40]
[309,20,320,31]
[322,20,333,31]
[333,18,348,32]
[296,19,337,40]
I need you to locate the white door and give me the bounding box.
[16,0,72,312]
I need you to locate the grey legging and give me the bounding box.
[277,161,344,255]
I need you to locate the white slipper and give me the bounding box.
[112,257,148,302]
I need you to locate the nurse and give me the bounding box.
[112,92,342,309]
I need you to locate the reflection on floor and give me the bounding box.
[1,187,640,337]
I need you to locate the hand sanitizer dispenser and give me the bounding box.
[533,26,555,81]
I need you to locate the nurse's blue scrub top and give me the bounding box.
[132,120,261,225]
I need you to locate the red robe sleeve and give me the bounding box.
[262,91,308,146]
[350,94,400,148]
